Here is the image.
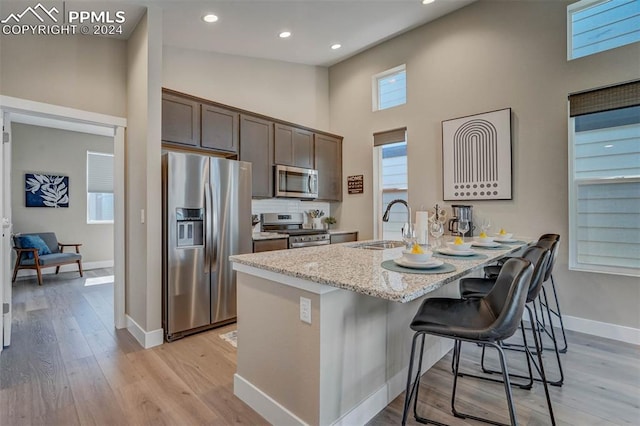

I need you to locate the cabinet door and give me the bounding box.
[293,128,314,169]
[274,124,314,169]
[330,232,358,244]
[201,104,239,153]
[240,115,274,198]
[162,93,200,147]
[314,134,343,201]
[274,124,295,166]
[253,239,288,253]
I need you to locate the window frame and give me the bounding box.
[86,150,114,225]
[373,138,408,241]
[372,64,407,112]
[568,107,640,277]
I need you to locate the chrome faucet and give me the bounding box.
[382,199,412,227]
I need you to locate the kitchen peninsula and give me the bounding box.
[230,240,528,426]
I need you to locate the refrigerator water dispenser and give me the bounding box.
[176,208,204,247]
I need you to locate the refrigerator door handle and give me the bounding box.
[210,183,218,271]
[204,184,212,274]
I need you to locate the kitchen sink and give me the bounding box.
[348,240,406,250]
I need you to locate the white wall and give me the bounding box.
[11,123,114,264]
[163,46,330,130]
[329,1,640,329]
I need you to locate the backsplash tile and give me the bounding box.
[252,199,330,227]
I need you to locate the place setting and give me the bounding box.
[381,235,456,274]
[433,218,488,260]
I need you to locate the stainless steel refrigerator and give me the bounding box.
[162,152,252,341]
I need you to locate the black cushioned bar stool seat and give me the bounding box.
[401,258,551,426]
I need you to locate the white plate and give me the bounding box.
[437,248,477,256]
[494,237,517,243]
[472,241,501,248]
[394,258,444,269]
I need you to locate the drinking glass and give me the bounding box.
[458,219,470,241]
[402,223,416,250]
[429,222,444,249]
[481,218,492,234]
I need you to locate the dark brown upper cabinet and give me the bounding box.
[162,93,200,147]
[239,114,274,198]
[201,104,239,153]
[314,134,343,201]
[274,124,314,169]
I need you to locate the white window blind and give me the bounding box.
[87,151,114,223]
[372,65,406,111]
[569,83,640,276]
[568,0,640,60]
[87,152,114,193]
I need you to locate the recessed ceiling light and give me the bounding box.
[331,44,342,50]
[422,0,435,4]
[279,31,291,38]
[203,14,218,23]
[604,144,614,148]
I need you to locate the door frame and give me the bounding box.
[0,95,127,330]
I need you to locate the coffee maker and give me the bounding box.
[448,205,475,236]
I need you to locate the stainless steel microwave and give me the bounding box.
[275,165,318,199]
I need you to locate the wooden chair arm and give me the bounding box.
[13,247,40,262]
[58,243,82,253]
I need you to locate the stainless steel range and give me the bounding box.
[261,213,330,248]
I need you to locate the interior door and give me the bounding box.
[1,110,12,349]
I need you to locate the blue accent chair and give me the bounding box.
[12,232,83,285]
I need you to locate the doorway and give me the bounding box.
[0,96,126,351]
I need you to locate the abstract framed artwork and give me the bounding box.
[442,108,512,201]
[25,173,70,207]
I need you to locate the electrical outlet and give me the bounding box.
[300,297,311,324]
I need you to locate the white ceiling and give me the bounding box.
[160,0,476,66]
[0,0,474,66]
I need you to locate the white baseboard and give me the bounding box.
[234,339,454,426]
[234,374,308,426]
[525,309,640,346]
[125,315,164,349]
[16,260,114,278]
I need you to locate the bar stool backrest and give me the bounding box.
[483,258,533,341]
[536,237,560,282]
[521,245,552,302]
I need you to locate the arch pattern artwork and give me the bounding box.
[442,108,512,200]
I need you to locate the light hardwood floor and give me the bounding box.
[1,270,639,425]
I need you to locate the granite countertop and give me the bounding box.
[230,239,530,303]
[252,232,288,241]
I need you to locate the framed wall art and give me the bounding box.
[25,173,70,207]
[442,108,512,201]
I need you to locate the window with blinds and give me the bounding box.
[372,65,406,111]
[569,82,640,276]
[373,127,408,240]
[87,151,114,223]
[568,0,640,60]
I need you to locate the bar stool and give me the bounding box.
[538,234,568,353]
[459,244,564,389]
[401,258,555,426]
[484,234,567,354]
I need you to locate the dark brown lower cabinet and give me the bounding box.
[330,232,358,244]
[253,239,288,253]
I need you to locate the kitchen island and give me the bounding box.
[230,240,528,426]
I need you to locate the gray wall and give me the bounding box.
[163,46,330,130]
[0,34,127,117]
[328,0,640,328]
[11,123,114,264]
